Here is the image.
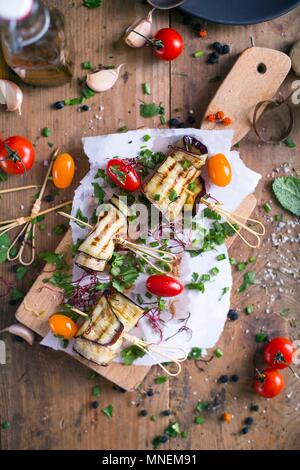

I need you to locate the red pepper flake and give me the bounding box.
[198,30,207,38]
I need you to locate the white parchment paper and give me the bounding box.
[41,129,261,365]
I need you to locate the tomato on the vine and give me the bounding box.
[49,314,78,340]
[106,158,141,191]
[0,136,35,174]
[52,153,75,189]
[263,337,294,370]
[254,368,285,399]
[146,275,184,297]
[153,28,184,61]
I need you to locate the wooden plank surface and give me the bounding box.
[0,0,299,450]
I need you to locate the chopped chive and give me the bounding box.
[82,61,92,69]
[155,375,167,384]
[143,134,151,142]
[263,202,272,213]
[214,348,223,358]
[245,304,254,315]
[188,347,202,359]
[229,257,237,265]
[255,332,268,343]
[160,114,167,125]
[237,262,246,271]
[154,194,160,201]
[143,82,151,95]
[188,182,196,191]
[201,273,211,281]
[181,431,188,438]
[217,253,226,261]
[92,386,101,397]
[283,136,296,148]
[193,50,205,58]
[151,415,157,422]
[194,416,205,424]
[210,266,219,276]
[248,256,256,263]
[274,214,282,222]
[42,127,51,137]
[81,85,95,99]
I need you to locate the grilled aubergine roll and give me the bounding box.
[142,138,207,221]
[76,201,127,272]
[73,290,145,365]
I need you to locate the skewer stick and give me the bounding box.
[57,211,93,229]
[71,307,89,317]
[0,185,39,195]
[200,197,265,248]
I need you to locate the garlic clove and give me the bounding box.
[86,64,124,93]
[0,79,23,115]
[0,323,35,345]
[124,8,155,48]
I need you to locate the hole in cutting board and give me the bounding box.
[257,63,267,74]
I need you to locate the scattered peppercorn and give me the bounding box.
[161,409,171,416]
[81,105,90,111]
[221,44,230,54]
[147,388,154,397]
[244,416,254,425]
[53,101,65,110]
[241,426,249,434]
[219,374,229,384]
[140,409,148,417]
[160,435,169,443]
[91,401,99,409]
[212,42,223,54]
[250,404,259,412]
[44,194,55,203]
[230,374,239,383]
[187,115,196,125]
[198,30,207,38]
[169,117,180,127]
[207,53,219,64]
[227,309,239,321]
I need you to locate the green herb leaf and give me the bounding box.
[43,271,73,297]
[255,331,268,343]
[154,375,167,384]
[101,404,113,419]
[42,127,51,137]
[272,176,300,216]
[92,386,101,397]
[92,182,105,204]
[15,266,28,281]
[188,347,202,359]
[82,61,92,69]
[196,401,208,412]
[168,189,178,202]
[75,209,89,228]
[10,287,24,303]
[195,416,205,424]
[238,271,259,293]
[1,421,11,430]
[52,224,68,236]
[143,83,151,95]
[121,344,146,365]
[203,207,221,220]
[83,0,102,8]
[283,136,296,148]
[0,233,10,264]
[140,102,164,118]
[109,165,126,185]
[165,422,180,438]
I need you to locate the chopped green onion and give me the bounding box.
[143,134,151,142]
[274,214,282,222]
[101,404,113,419]
[248,256,256,263]
[168,189,178,202]
[193,50,205,58]
[210,266,219,276]
[263,202,272,213]
[188,182,196,191]
[82,61,92,69]
[143,83,151,95]
[42,127,51,137]
[188,347,202,359]
[237,262,246,271]
[229,257,237,265]
[151,415,157,422]
[92,386,101,397]
[214,348,223,358]
[155,375,167,384]
[154,194,160,201]
[255,332,268,343]
[160,115,166,125]
[181,431,188,438]
[245,304,254,315]
[194,416,205,424]
[217,253,226,261]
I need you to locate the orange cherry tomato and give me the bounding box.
[52,153,75,189]
[207,153,232,187]
[48,314,78,339]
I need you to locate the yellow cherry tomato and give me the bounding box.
[52,153,75,189]
[48,314,78,339]
[207,153,232,187]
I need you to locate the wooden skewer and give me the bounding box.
[0,185,39,195]
[57,211,93,229]
[71,307,89,317]
[200,197,265,248]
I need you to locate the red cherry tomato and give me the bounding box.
[263,337,294,370]
[153,28,184,61]
[146,275,183,297]
[52,153,75,189]
[106,158,141,192]
[0,136,35,175]
[207,153,232,187]
[254,368,285,399]
[49,314,78,340]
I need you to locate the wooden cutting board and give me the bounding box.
[15,195,256,391]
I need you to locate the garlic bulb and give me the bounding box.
[0,323,35,345]
[86,64,124,93]
[124,9,154,48]
[0,79,23,114]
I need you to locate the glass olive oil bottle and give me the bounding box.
[0,0,74,86]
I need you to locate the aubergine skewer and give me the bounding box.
[73,289,145,365]
[142,136,208,221]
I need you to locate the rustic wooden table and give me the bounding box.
[0,0,299,450]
